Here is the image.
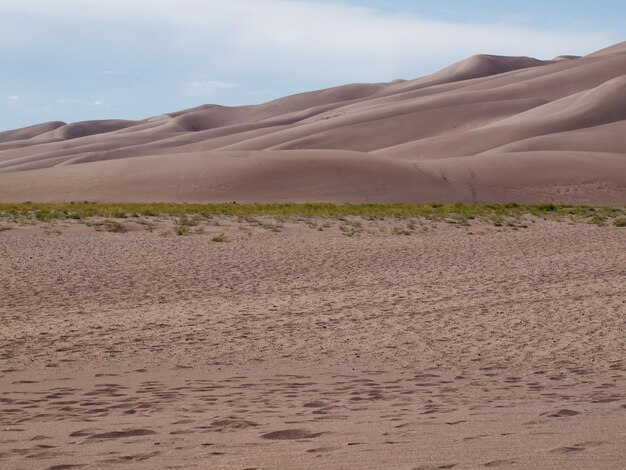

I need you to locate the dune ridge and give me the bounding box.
[1,43,625,204]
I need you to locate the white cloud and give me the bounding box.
[8,95,19,100]
[0,0,621,129]
[0,0,616,62]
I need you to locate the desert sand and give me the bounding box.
[1,40,626,470]
[0,43,626,204]
[1,217,625,469]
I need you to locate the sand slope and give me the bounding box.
[1,43,625,203]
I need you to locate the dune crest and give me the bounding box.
[1,42,625,204]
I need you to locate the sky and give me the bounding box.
[1,0,625,131]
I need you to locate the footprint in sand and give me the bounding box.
[545,409,581,418]
[89,429,156,439]
[412,465,457,470]
[47,465,87,470]
[261,429,323,440]
[549,441,605,454]
[307,446,340,453]
[99,451,161,464]
[210,418,259,431]
[483,459,517,467]
[70,428,156,439]
[302,400,327,408]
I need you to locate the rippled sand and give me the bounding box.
[1,217,625,469]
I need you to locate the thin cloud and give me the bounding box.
[0,0,621,130]
[1,0,617,60]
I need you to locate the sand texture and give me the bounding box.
[1,218,625,469]
[1,43,626,204]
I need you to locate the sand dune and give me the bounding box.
[0,150,455,203]
[0,43,625,203]
[0,121,65,145]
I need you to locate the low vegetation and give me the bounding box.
[211,233,228,243]
[0,202,624,226]
[87,219,127,233]
[391,226,412,236]
[339,221,362,237]
[174,225,191,236]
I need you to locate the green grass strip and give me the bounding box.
[0,201,624,222]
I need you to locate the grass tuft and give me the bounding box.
[88,220,126,233]
[103,220,126,233]
[613,218,626,227]
[211,233,228,242]
[175,225,191,236]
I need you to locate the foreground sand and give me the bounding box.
[1,218,625,469]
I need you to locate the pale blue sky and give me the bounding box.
[1,0,624,131]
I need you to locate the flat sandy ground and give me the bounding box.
[1,217,625,469]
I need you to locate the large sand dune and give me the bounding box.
[1,42,626,203]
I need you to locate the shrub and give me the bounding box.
[211,233,228,242]
[34,210,54,222]
[613,218,626,227]
[175,225,191,236]
[102,220,126,233]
